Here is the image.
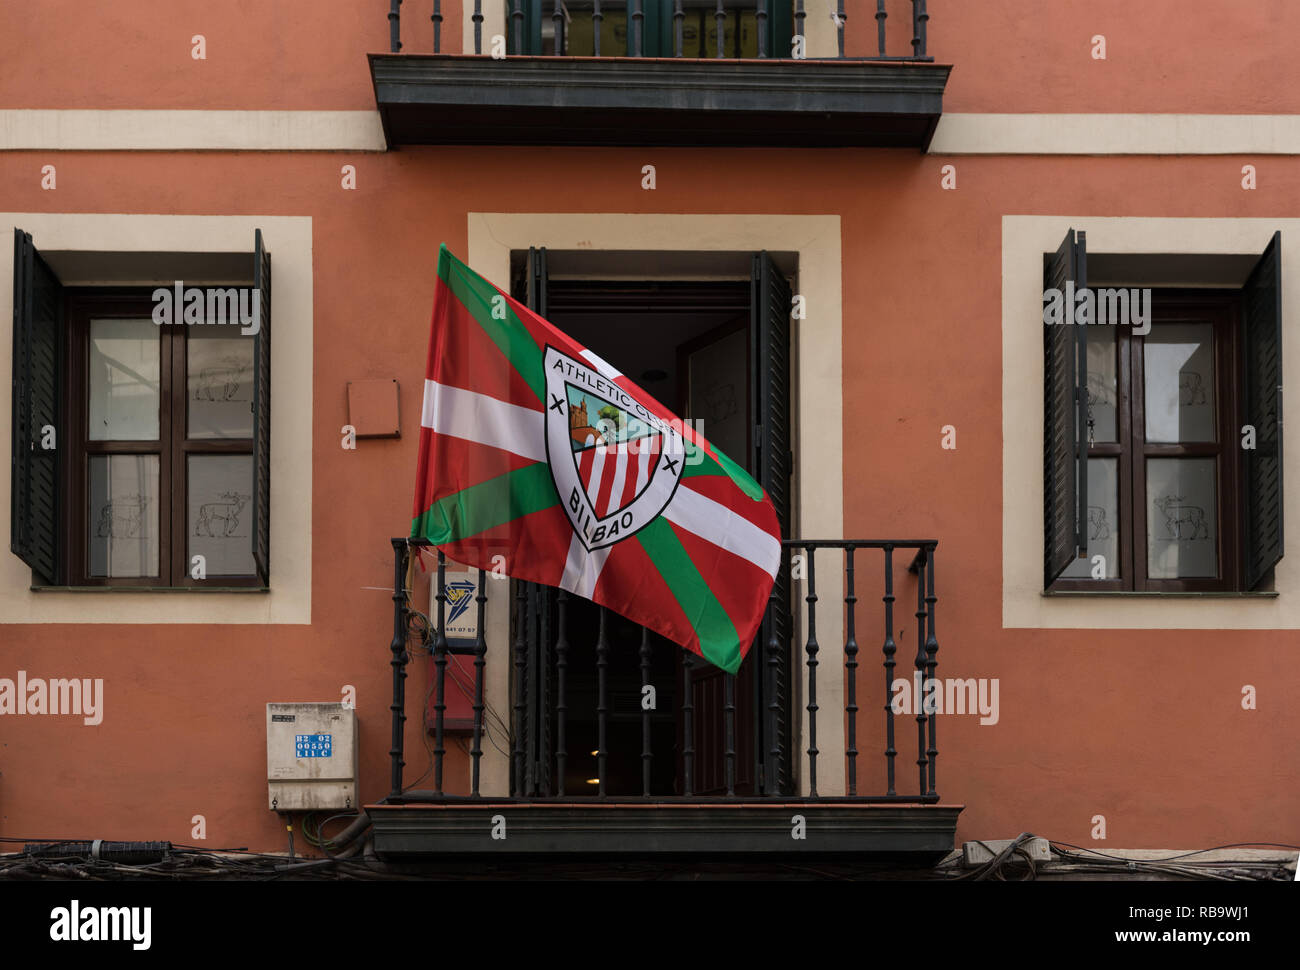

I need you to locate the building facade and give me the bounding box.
[2,0,1297,866]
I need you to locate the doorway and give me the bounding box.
[509,250,794,798]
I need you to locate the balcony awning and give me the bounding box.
[368,55,950,149]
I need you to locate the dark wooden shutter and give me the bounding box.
[751,251,793,795]
[1043,228,1088,587]
[251,229,271,584]
[10,229,62,585]
[1242,231,1283,589]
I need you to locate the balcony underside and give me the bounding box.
[367,801,963,863]
[369,55,950,149]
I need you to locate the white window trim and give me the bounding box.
[1003,215,1296,629]
[1,213,312,624]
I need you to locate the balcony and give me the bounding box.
[369,1,950,148]
[367,538,963,866]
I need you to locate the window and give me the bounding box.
[1043,229,1282,593]
[508,0,792,58]
[10,228,271,589]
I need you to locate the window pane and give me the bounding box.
[188,329,255,439]
[1144,322,1215,443]
[1086,325,1118,444]
[188,455,256,576]
[1147,458,1217,578]
[1060,457,1119,579]
[88,454,160,577]
[88,318,160,441]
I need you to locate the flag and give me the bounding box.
[411,245,781,673]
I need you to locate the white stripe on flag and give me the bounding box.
[580,348,621,379]
[663,486,781,580]
[586,443,608,505]
[604,445,628,516]
[560,533,611,600]
[421,379,545,462]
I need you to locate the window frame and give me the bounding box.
[63,287,261,589]
[1050,288,1243,593]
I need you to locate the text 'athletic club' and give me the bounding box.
[411,245,782,674]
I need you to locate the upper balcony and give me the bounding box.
[369,0,950,149]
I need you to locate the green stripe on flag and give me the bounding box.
[635,517,743,673]
[438,244,545,404]
[412,462,558,544]
[682,445,764,501]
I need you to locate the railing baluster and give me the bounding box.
[470,567,486,796]
[593,0,602,55]
[512,580,527,796]
[388,0,402,53]
[875,0,886,57]
[388,540,409,799]
[553,0,564,53]
[556,590,569,796]
[673,0,684,57]
[510,0,523,55]
[640,626,652,796]
[714,0,725,58]
[794,0,805,57]
[473,0,483,54]
[912,0,928,58]
[836,0,846,57]
[804,547,819,797]
[765,590,781,795]
[631,0,644,57]
[925,545,939,797]
[756,0,767,58]
[432,551,448,795]
[596,606,609,796]
[844,545,859,796]
[882,545,897,796]
[433,0,442,53]
[724,672,736,796]
[914,550,928,796]
[682,652,695,796]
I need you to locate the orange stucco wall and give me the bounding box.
[2,0,1298,854]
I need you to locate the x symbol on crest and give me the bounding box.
[549,394,565,413]
[662,455,680,474]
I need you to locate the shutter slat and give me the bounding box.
[1243,231,1283,589]
[10,229,61,585]
[251,229,271,583]
[752,251,793,794]
[1043,228,1088,587]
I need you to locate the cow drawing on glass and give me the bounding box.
[195,491,250,538]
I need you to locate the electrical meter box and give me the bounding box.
[266,703,358,811]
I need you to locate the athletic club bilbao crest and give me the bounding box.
[544,346,685,551]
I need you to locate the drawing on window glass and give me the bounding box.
[1085,373,1115,444]
[1179,371,1207,407]
[1087,505,1110,541]
[1153,495,1209,541]
[194,357,250,403]
[195,491,250,538]
[95,495,150,539]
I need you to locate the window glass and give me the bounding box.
[1146,457,1217,578]
[87,454,160,577]
[88,318,160,441]
[1086,325,1118,444]
[187,455,256,576]
[1060,457,1120,579]
[1144,322,1215,443]
[188,329,255,439]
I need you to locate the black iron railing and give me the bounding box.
[387,537,940,803]
[387,0,931,60]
